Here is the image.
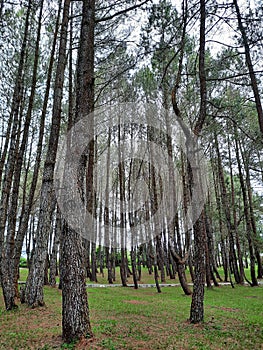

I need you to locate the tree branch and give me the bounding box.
[95,0,150,23]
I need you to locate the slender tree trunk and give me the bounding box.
[13,0,62,297]
[146,243,153,275]
[49,208,62,287]
[25,0,70,307]
[137,247,142,281]
[156,235,166,283]
[169,230,192,295]
[13,133,34,297]
[228,133,244,284]
[99,246,104,276]
[233,0,263,136]
[151,243,161,293]
[104,128,113,282]
[205,210,219,287]
[189,0,207,323]
[241,148,263,279]
[188,249,195,282]
[234,129,258,286]
[131,247,138,289]
[2,0,44,309]
[90,242,97,282]
[211,154,228,282]
[111,247,116,281]
[120,248,128,287]
[106,247,113,284]
[117,121,127,287]
[214,132,240,284]
[0,112,13,191]
[0,0,32,310]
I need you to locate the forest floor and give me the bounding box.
[0,269,262,350]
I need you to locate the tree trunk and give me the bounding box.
[120,248,128,287]
[190,0,207,323]
[190,212,206,323]
[61,225,93,343]
[131,247,138,289]
[156,235,166,283]
[12,0,62,298]
[243,154,263,279]
[25,0,70,307]
[90,242,97,282]
[228,133,244,284]
[211,153,228,281]
[49,208,62,287]
[60,0,94,342]
[214,132,240,284]
[0,0,32,310]
[169,231,192,295]
[233,0,263,136]
[205,211,219,287]
[106,247,113,284]
[234,128,258,286]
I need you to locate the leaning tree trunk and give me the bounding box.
[25,0,70,307]
[13,0,62,296]
[0,0,32,310]
[2,0,44,310]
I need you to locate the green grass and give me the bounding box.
[1,275,263,349]
[18,266,206,285]
[88,285,263,349]
[0,287,62,350]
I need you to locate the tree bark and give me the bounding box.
[49,208,62,287]
[189,0,207,323]
[12,0,62,297]
[0,0,32,310]
[233,0,263,136]
[228,132,244,284]
[240,144,263,279]
[25,0,70,307]
[60,0,94,342]
[2,0,45,310]
[214,132,240,284]
[234,128,258,286]
[61,224,93,343]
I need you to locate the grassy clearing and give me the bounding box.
[0,274,262,349]
[17,267,192,285]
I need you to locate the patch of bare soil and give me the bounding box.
[75,337,99,349]
[0,302,62,349]
[207,305,240,312]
